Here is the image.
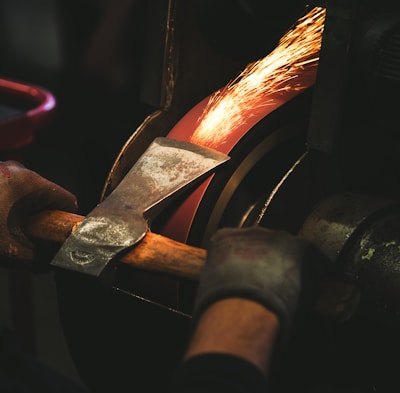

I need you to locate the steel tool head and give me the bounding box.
[51,137,230,286]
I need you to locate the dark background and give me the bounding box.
[0,0,307,215]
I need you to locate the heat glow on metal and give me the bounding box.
[190,6,326,148]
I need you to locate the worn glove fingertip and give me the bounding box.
[0,239,34,263]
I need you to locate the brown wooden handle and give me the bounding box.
[22,210,359,321]
[23,210,205,281]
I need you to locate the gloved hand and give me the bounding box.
[192,225,330,346]
[0,161,78,267]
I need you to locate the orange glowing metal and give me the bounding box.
[190,6,326,148]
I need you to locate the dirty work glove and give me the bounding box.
[192,225,329,346]
[0,161,78,267]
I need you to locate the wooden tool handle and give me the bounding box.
[23,210,359,321]
[23,210,205,281]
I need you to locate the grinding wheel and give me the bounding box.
[52,4,321,388]
[53,2,400,390]
[53,78,315,392]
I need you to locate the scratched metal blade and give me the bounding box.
[51,137,229,285]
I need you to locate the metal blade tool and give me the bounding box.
[50,137,229,286]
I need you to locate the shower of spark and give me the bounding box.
[190,6,326,148]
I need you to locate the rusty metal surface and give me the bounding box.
[299,192,400,263]
[300,191,400,322]
[345,211,400,315]
[51,137,229,285]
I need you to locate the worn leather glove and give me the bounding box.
[192,225,329,345]
[0,161,78,267]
